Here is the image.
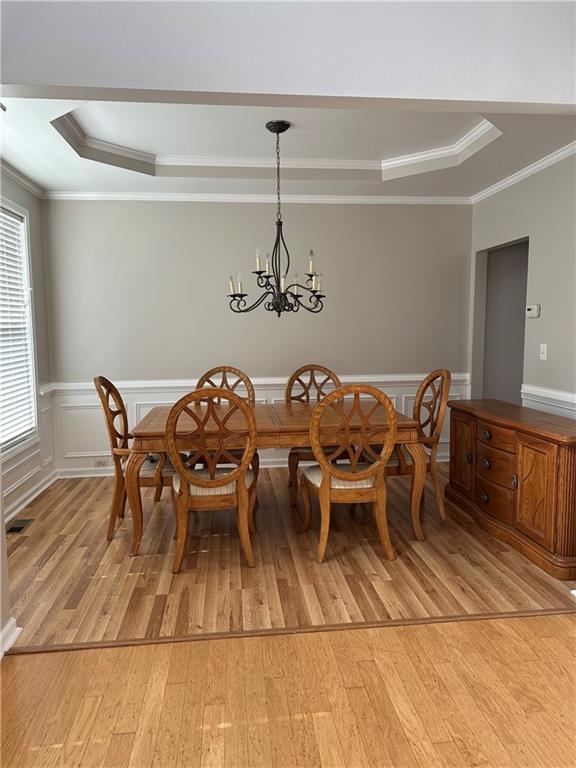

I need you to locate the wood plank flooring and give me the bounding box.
[7,466,575,650]
[2,614,575,767]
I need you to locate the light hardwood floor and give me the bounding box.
[7,467,575,650]
[2,614,575,768]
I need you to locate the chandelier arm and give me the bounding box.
[229,290,274,313]
[279,221,291,282]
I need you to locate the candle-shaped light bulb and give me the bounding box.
[280,274,286,292]
[237,273,243,294]
[229,276,235,295]
[308,250,315,274]
[255,248,261,272]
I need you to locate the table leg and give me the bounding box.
[405,442,426,541]
[125,451,147,556]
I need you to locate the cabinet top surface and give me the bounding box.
[448,399,576,443]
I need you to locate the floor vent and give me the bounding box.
[7,519,32,534]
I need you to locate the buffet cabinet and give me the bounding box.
[445,399,576,579]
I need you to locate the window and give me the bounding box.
[0,204,37,451]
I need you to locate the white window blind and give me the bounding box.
[0,205,37,451]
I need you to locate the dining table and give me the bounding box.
[125,401,428,556]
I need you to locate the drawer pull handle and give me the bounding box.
[465,451,473,464]
[512,474,518,489]
[483,429,492,440]
[479,491,489,503]
[482,458,491,469]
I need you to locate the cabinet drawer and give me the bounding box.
[477,420,516,453]
[475,475,514,525]
[476,443,516,489]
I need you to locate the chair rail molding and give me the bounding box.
[1,373,470,521]
[521,384,576,418]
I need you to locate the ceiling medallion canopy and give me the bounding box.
[228,120,325,317]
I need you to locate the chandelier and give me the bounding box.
[228,120,325,316]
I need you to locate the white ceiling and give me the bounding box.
[1,98,575,200]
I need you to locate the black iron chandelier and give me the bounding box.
[228,120,325,316]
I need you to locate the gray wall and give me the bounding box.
[472,156,576,394]
[483,242,528,404]
[42,201,472,381]
[1,173,51,385]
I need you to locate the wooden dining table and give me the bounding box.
[125,401,428,556]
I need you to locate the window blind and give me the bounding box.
[0,205,37,451]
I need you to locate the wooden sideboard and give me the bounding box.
[445,399,576,579]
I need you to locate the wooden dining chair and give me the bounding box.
[196,366,260,485]
[300,384,397,563]
[93,376,174,541]
[285,364,342,506]
[166,388,258,573]
[387,369,451,520]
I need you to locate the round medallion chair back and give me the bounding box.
[301,384,398,563]
[285,364,342,505]
[413,369,451,447]
[285,363,341,403]
[196,365,256,405]
[166,388,258,572]
[93,376,130,453]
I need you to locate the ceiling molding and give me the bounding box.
[156,155,381,171]
[41,191,472,205]
[470,141,576,203]
[1,161,43,197]
[380,119,502,181]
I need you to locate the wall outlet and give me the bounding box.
[539,343,548,361]
[94,458,107,467]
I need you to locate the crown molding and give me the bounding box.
[471,141,576,203]
[41,191,471,204]
[1,161,43,197]
[156,154,381,171]
[381,119,502,181]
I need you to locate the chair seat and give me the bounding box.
[303,464,375,489]
[173,468,254,496]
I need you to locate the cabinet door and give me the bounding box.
[450,410,475,498]
[515,434,557,549]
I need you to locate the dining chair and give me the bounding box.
[166,387,258,573]
[93,376,174,541]
[285,364,342,506]
[196,366,260,487]
[300,384,397,563]
[387,369,451,520]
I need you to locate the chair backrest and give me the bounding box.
[165,388,257,490]
[285,364,341,404]
[413,369,451,446]
[310,384,397,483]
[196,366,256,405]
[93,376,130,452]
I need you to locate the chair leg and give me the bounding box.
[317,484,331,563]
[251,451,260,514]
[107,468,126,540]
[288,451,299,506]
[172,496,189,574]
[300,480,312,531]
[248,483,257,534]
[430,448,446,521]
[237,485,255,567]
[154,484,163,502]
[373,487,395,561]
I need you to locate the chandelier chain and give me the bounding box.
[276,134,281,221]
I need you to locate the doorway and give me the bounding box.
[482,240,529,404]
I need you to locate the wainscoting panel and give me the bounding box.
[521,384,576,419]
[2,373,471,521]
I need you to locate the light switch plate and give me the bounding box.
[539,343,547,361]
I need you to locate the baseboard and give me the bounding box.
[521,384,576,418]
[4,470,57,523]
[1,617,22,658]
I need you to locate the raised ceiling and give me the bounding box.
[2,98,575,200]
